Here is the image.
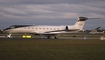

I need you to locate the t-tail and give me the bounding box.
[74,17,100,30]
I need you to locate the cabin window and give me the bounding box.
[50,28,52,30]
[46,28,48,30]
[39,28,41,29]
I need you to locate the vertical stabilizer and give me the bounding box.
[74,17,88,30]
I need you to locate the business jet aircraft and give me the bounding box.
[3,17,99,39]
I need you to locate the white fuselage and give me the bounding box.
[4,17,88,34]
[5,25,80,33]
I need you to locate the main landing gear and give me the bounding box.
[46,35,58,39]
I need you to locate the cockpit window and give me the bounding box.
[4,25,33,31]
[10,26,15,28]
[9,25,33,28]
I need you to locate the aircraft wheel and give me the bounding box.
[47,36,51,39]
[54,36,58,39]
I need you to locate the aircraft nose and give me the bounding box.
[3,29,9,33]
[0,29,8,33]
[0,29,4,33]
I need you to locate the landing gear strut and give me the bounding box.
[46,36,58,39]
[54,36,58,39]
[47,36,51,39]
[43,35,59,39]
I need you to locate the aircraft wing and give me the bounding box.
[36,30,80,35]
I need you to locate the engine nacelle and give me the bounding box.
[65,26,69,31]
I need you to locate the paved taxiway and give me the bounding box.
[0,33,105,40]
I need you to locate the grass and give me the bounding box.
[0,39,105,60]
